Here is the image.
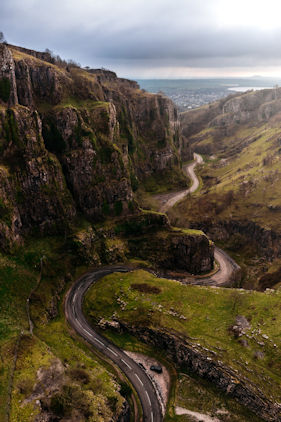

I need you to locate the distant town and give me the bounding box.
[137,78,280,111]
[164,87,230,111]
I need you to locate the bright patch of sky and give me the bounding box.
[2,0,281,78]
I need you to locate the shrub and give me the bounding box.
[114,200,123,216]
[50,393,66,417]
[68,367,90,384]
[131,283,161,294]
[119,382,132,398]
[130,173,138,192]
[17,378,34,395]
[259,267,281,290]
[102,201,110,216]
[99,145,114,164]
[42,118,66,153]
[0,77,11,102]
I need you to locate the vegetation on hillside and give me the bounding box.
[0,237,126,422]
[84,269,281,420]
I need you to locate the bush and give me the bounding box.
[17,378,34,395]
[130,173,138,192]
[0,77,10,102]
[102,201,110,216]
[42,117,66,153]
[50,393,66,417]
[68,367,90,384]
[259,267,281,290]
[131,283,161,294]
[119,382,132,398]
[114,201,123,216]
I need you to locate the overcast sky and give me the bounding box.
[2,0,281,78]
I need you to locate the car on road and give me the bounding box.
[150,365,162,374]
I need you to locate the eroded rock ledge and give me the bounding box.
[115,323,281,422]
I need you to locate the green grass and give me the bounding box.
[84,269,281,403]
[176,124,281,231]
[37,97,110,113]
[0,234,129,421]
[172,372,263,421]
[171,227,204,236]
[141,167,188,194]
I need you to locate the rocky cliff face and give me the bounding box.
[0,44,190,250]
[190,219,281,260]
[117,324,281,422]
[180,87,281,154]
[71,211,214,274]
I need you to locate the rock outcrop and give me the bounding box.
[117,324,281,422]
[190,219,281,260]
[114,212,214,274]
[0,44,191,250]
[0,44,18,106]
[180,87,281,154]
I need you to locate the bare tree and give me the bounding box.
[44,48,53,55]
[0,31,6,43]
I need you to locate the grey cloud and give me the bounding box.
[1,0,281,76]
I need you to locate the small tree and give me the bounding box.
[0,32,6,44]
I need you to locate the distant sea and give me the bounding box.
[136,78,281,111]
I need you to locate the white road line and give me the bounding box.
[107,347,118,357]
[95,338,104,346]
[121,359,132,370]
[145,391,151,406]
[135,374,143,386]
[151,411,154,422]
[84,329,92,337]
[73,292,77,303]
[75,319,82,329]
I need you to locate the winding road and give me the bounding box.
[65,267,162,422]
[158,153,203,213]
[65,152,239,422]
[156,153,239,286]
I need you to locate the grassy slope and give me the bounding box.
[84,270,281,408]
[173,373,262,422]
[0,236,124,421]
[171,124,281,230]
[165,123,281,289]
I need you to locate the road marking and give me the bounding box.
[145,391,151,406]
[107,347,118,357]
[95,338,104,346]
[75,319,82,329]
[121,359,132,370]
[151,411,154,422]
[73,292,77,303]
[84,329,92,337]
[135,374,143,386]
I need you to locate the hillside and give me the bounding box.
[0,43,193,250]
[84,269,281,421]
[175,87,281,289]
[0,43,215,422]
[2,43,281,422]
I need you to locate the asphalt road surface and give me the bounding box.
[159,152,203,213]
[65,266,163,422]
[65,153,239,422]
[156,153,239,286]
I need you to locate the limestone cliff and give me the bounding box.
[0,43,191,250]
[180,87,281,154]
[118,324,281,422]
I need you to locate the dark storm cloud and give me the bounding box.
[1,0,281,75]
